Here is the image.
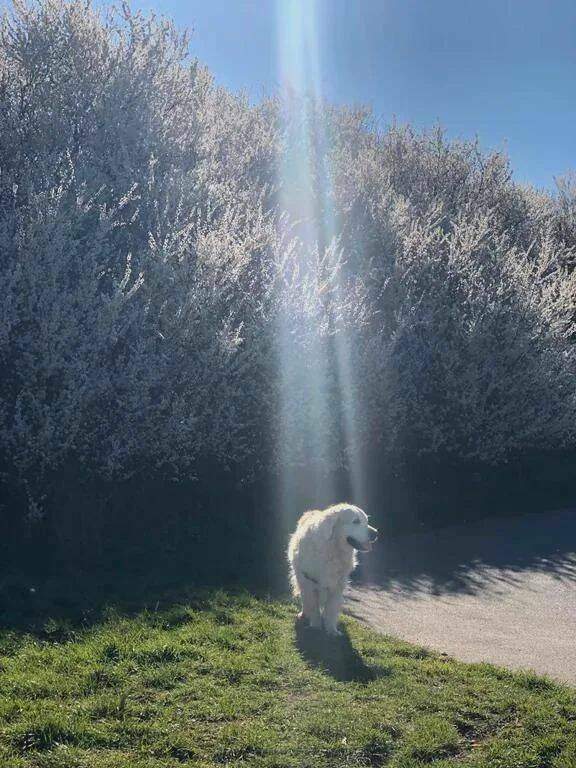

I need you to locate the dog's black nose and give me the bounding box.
[369,528,378,542]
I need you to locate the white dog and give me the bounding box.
[287,503,378,635]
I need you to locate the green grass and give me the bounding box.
[0,590,575,767]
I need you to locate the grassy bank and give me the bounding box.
[0,591,574,767]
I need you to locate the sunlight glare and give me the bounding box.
[275,0,367,529]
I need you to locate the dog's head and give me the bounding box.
[328,504,378,552]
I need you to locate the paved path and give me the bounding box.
[347,509,576,685]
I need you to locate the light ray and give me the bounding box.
[275,0,367,532]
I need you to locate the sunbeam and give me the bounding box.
[275,0,367,530]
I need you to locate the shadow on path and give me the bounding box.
[355,508,576,597]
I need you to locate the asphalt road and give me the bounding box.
[347,509,576,685]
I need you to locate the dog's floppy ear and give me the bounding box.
[324,504,347,540]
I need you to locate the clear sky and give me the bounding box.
[139,1,574,189]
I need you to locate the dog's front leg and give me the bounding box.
[323,587,344,636]
[300,583,322,629]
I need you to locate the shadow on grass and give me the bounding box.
[0,549,284,637]
[3,509,575,635]
[294,618,387,683]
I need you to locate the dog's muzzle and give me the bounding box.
[346,526,378,552]
[346,537,371,552]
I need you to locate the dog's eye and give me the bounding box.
[353,518,361,524]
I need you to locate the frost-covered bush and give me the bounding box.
[356,204,576,460]
[1,0,575,531]
[0,0,342,517]
[258,102,576,469]
[329,117,576,461]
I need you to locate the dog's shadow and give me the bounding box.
[294,618,386,683]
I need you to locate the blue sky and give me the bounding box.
[140,1,573,188]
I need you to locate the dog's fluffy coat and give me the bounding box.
[287,503,377,635]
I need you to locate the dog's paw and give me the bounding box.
[297,613,322,630]
[324,625,342,637]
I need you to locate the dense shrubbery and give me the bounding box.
[1,0,575,537]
